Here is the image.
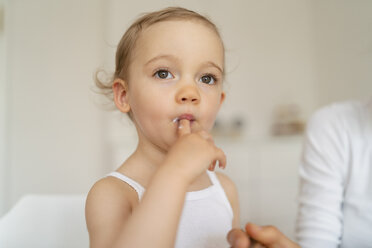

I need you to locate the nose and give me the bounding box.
[175,84,200,104]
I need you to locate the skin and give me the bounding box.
[85,19,240,248]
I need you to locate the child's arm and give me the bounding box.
[86,119,226,248]
[85,177,139,247]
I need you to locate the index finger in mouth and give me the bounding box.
[177,119,191,137]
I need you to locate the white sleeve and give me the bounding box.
[295,106,349,248]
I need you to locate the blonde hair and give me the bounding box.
[95,6,224,101]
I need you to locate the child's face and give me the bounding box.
[126,20,225,150]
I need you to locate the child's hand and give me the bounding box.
[163,119,226,184]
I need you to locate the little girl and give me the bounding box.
[85,7,240,248]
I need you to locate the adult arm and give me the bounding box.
[296,105,348,247]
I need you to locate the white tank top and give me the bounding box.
[107,170,233,248]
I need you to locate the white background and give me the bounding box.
[1,0,371,239]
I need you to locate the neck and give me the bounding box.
[117,138,167,187]
[134,138,167,168]
[117,124,173,185]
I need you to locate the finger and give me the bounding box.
[227,228,250,248]
[208,162,215,171]
[245,223,299,248]
[208,160,219,172]
[212,161,219,171]
[215,148,227,169]
[251,242,266,248]
[245,223,278,247]
[196,130,226,170]
[178,119,191,137]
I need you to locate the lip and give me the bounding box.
[173,114,195,123]
[179,114,195,121]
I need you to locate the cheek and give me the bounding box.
[201,97,222,131]
[129,90,169,125]
[205,110,219,131]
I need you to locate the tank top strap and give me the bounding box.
[106,171,145,200]
[206,170,234,216]
[206,170,220,185]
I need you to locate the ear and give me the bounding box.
[113,79,131,113]
[219,91,226,107]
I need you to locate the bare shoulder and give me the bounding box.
[86,175,138,214]
[215,172,238,196]
[215,172,240,228]
[85,176,138,247]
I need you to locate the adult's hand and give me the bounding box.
[227,223,300,248]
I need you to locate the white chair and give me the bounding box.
[0,194,89,248]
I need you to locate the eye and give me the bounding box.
[154,69,173,79]
[200,74,217,85]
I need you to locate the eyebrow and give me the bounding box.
[145,54,179,66]
[145,54,223,73]
[201,61,224,74]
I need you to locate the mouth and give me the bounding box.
[173,114,196,123]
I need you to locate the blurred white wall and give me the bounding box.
[1,0,371,240]
[0,0,7,217]
[312,0,372,106]
[1,0,107,214]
